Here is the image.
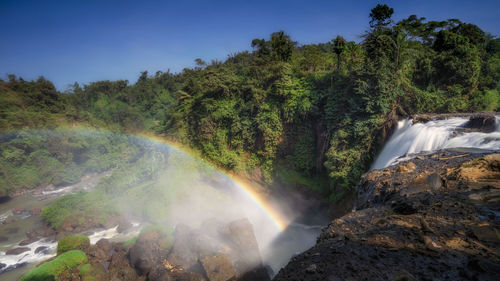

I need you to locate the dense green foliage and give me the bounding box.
[21,250,87,281]
[0,129,142,196]
[57,235,90,254]
[1,5,499,201]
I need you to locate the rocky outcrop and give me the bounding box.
[274,151,500,281]
[464,114,497,133]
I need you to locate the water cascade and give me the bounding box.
[372,116,500,169]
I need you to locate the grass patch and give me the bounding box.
[21,250,87,281]
[57,235,90,255]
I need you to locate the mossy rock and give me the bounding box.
[57,235,90,254]
[79,263,106,281]
[21,250,88,281]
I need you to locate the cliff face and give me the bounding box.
[274,151,500,281]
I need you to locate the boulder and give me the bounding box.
[19,237,39,246]
[35,246,48,254]
[6,247,30,255]
[218,219,262,273]
[425,173,442,191]
[464,114,497,133]
[199,254,236,281]
[106,251,140,281]
[129,229,167,275]
[236,266,271,281]
[148,265,173,281]
[167,225,200,270]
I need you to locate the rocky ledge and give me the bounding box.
[274,151,500,281]
[23,218,271,281]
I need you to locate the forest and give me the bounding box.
[1,4,499,201]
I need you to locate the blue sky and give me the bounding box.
[1,0,499,90]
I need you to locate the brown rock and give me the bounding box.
[472,226,500,243]
[199,254,236,281]
[19,237,39,246]
[397,162,416,173]
[6,247,30,255]
[13,206,25,215]
[30,208,42,216]
[218,219,262,274]
[464,114,497,133]
[107,251,139,281]
[129,229,165,275]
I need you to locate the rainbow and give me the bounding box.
[135,132,289,231]
[2,126,289,231]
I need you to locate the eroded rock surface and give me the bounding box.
[274,151,500,281]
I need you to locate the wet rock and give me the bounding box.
[167,225,200,270]
[305,264,317,274]
[472,226,500,243]
[219,218,262,273]
[129,229,167,275]
[425,173,442,191]
[170,272,206,281]
[392,269,418,281]
[34,246,48,254]
[237,266,271,281]
[397,162,416,173]
[6,247,30,255]
[107,251,140,281]
[148,265,173,281]
[275,152,500,281]
[19,237,39,246]
[464,114,497,133]
[199,254,236,281]
[0,263,6,270]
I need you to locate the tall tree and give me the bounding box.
[270,31,295,62]
[333,36,347,70]
[369,4,394,29]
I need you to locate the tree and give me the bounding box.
[251,38,271,58]
[270,31,295,62]
[333,36,347,70]
[369,4,394,28]
[302,45,323,71]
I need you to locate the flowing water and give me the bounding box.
[0,171,121,279]
[372,116,500,169]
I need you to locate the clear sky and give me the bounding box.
[1,0,499,90]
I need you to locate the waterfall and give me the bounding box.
[371,116,500,170]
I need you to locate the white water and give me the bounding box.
[372,116,500,169]
[0,224,140,273]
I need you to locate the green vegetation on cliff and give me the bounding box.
[1,4,499,201]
